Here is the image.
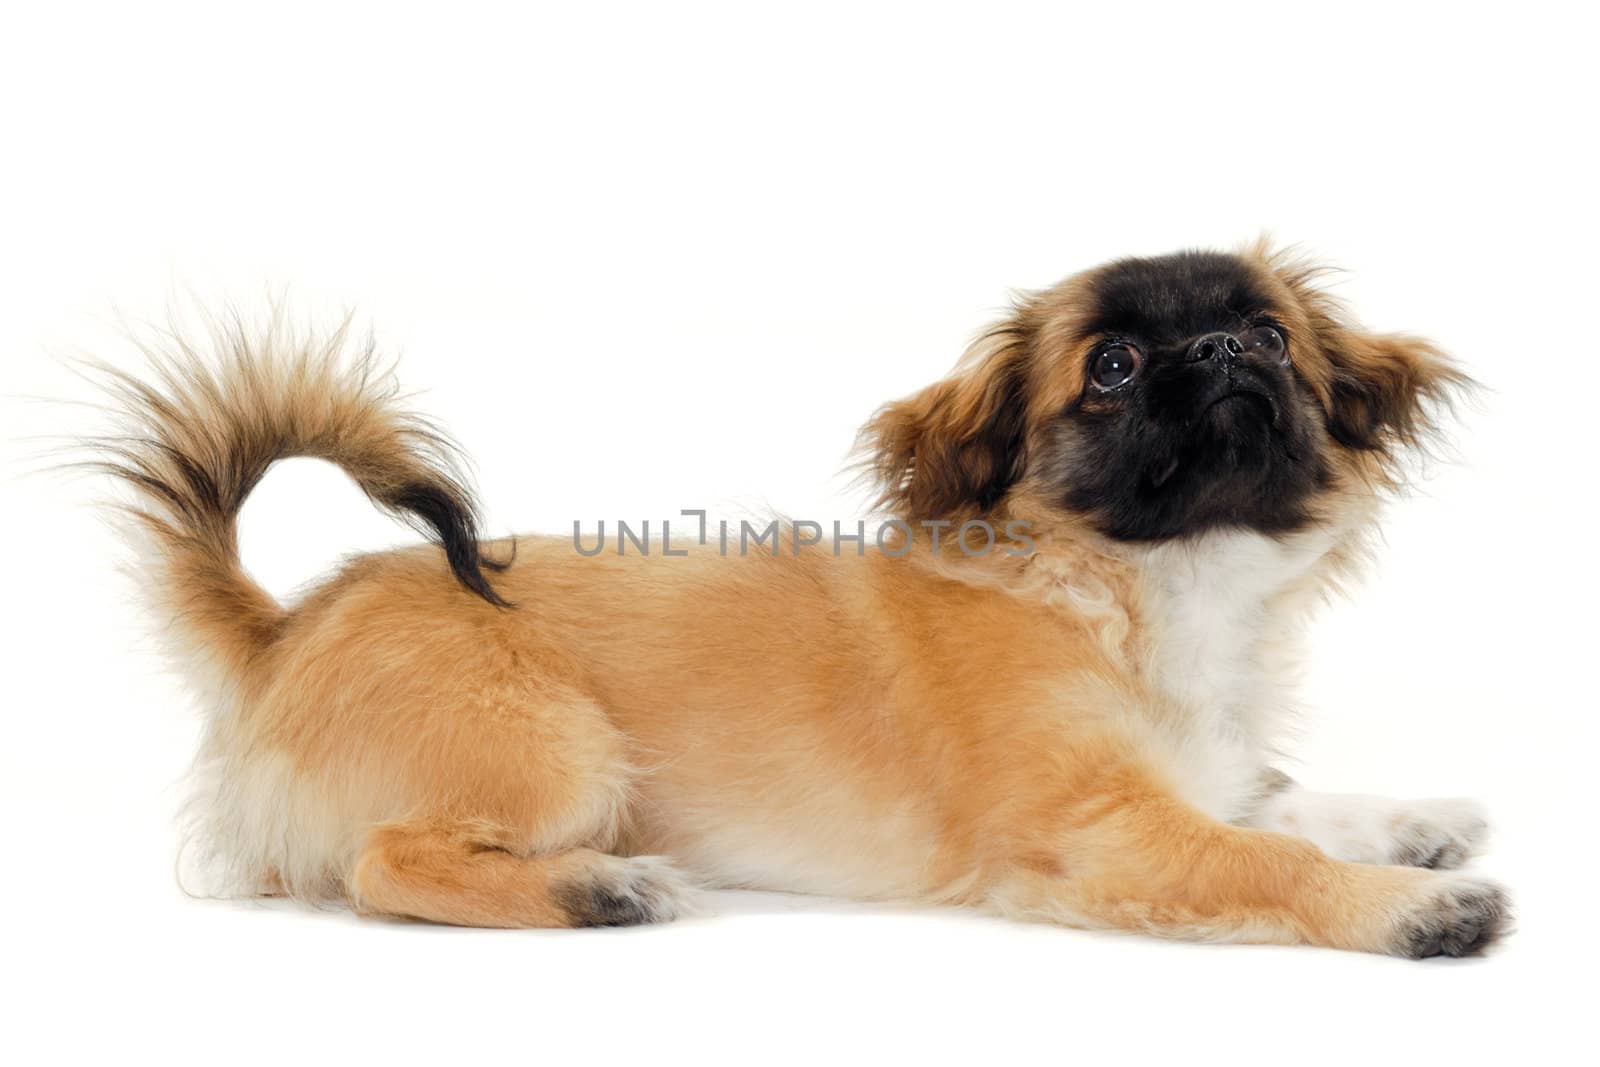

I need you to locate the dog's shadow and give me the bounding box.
[218,885,996,935]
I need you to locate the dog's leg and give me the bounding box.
[351,819,692,928]
[1243,772,1490,869]
[987,756,1508,957]
[333,683,694,928]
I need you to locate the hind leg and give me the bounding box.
[333,681,693,928]
[351,818,692,927]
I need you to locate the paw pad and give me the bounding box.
[1397,878,1511,958]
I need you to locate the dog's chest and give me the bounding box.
[1140,532,1300,718]
[1128,530,1332,817]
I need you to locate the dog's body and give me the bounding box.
[95,244,1507,955]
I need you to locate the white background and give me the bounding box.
[3,2,1595,1063]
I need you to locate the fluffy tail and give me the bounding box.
[86,313,509,687]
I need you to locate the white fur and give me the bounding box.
[1249,789,1489,867]
[1127,526,1337,822]
[1120,525,1492,871]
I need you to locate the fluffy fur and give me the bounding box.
[90,244,1506,956]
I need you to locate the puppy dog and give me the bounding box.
[90,242,1507,956]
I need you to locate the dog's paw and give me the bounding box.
[1386,799,1490,869]
[1391,875,1512,959]
[1257,790,1491,869]
[558,855,698,928]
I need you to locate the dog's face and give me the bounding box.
[867,245,1465,542]
[1051,252,1330,539]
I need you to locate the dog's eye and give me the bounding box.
[1090,343,1141,390]
[1245,324,1288,363]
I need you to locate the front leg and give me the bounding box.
[1244,771,1490,869]
[983,748,1509,957]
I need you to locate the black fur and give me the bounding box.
[1398,882,1510,959]
[1077,251,1280,343]
[1057,251,1330,541]
[557,879,664,928]
[388,482,514,608]
[957,346,1032,514]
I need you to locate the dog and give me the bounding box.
[90,241,1507,956]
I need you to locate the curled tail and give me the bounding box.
[87,314,509,686]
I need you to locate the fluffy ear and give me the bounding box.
[1323,331,1470,452]
[862,329,1031,518]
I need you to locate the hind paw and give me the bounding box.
[558,855,697,927]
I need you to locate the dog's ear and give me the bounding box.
[862,329,1031,518]
[1259,247,1470,456]
[1322,330,1469,452]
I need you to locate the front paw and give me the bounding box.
[1253,789,1492,869]
[1390,874,1511,958]
[1387,799,1490,869]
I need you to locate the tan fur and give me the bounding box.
[91,246,1502,953]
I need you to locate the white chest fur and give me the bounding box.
[1128,528,1338,820]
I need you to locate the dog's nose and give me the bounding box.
[1187,332,1243,363]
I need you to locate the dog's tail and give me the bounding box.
[85,312,509,690]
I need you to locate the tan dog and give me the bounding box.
[92,242,1506,956]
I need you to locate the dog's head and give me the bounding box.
[865,244,1467,542]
